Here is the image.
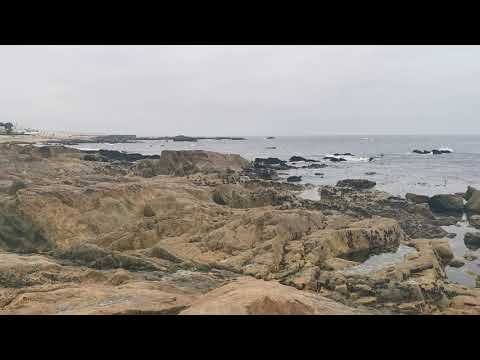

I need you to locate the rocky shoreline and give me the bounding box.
[0,140,479,314]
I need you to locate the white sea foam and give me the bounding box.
[324,154,369,162]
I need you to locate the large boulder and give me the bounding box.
[429,194,464,213]
[468,215,480,229]
[212,184,294,208]
[289,156,318,162]
[180,277,364,315]
[464,186,478,201]
[406,193,430,204]
[464,232,480,250]
[134,150,250,177]
[336,179,376,190]
[465,188,480,213]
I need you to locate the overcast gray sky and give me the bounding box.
[1,45,480,136]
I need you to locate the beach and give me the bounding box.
[0,134,479,314]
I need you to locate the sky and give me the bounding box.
[1,45,480,136]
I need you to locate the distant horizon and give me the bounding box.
[2,45,480,135]
[25,128,480,138]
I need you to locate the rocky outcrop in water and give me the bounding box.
[289,156,318,162]
[413,149,453,155]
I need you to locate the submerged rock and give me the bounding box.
[449,258,465,268]
[289,156,318,162]
[336,179,376,190]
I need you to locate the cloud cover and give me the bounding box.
[1,45,480,136]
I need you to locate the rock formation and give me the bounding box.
[0,142,479,315]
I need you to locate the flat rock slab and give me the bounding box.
[180,277,365,315]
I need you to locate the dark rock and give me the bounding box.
[429,194,464,213]
[242,167,279,180]
[83,154,98,161]
[432,149,452,155]
[304,163,327,169]
[324,156,347,162]
[265,147,276,149]
[464,232,480,250]
[143,205,156,217]
[266,136,276,139]
[173,135,198,142]
[336,179,376,190]
[289,156,318,162]
[314,173,324,176]
[405,193,430,204]
[365,172,377,176]
[254,157,286,167]
[449,258,465,268]
[287,176,302,183]
[413,149,431,154]
[333,153,354,156]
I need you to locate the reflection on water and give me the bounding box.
[442,216,480,288]
[342,245,416,276]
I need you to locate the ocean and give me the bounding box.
[70,134,480,197]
